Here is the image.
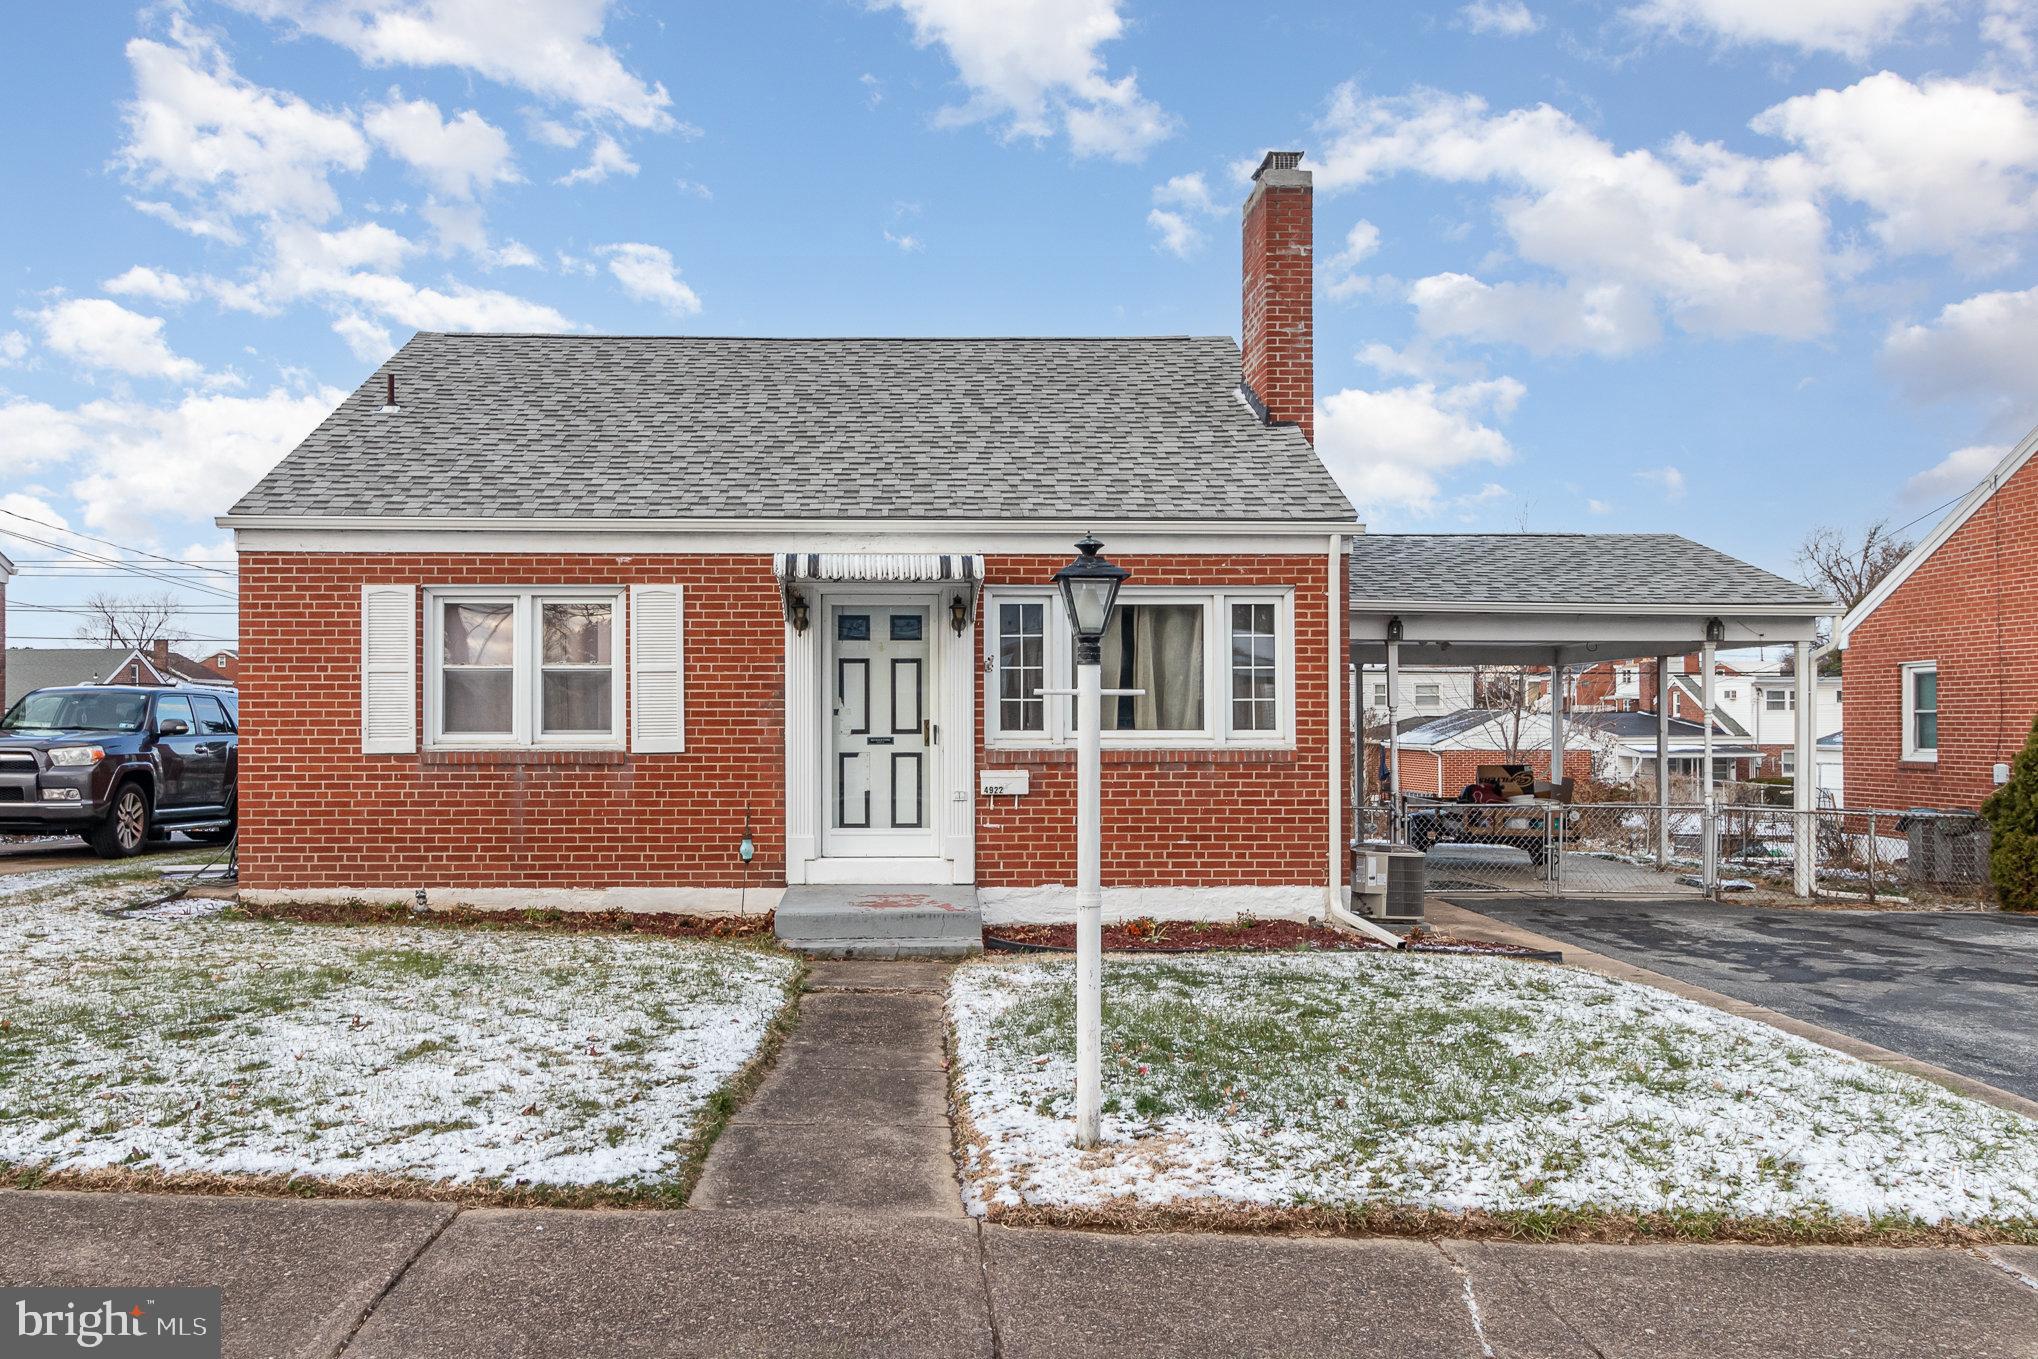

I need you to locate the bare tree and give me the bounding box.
[1796,520,1911,612]
[1472,664,1544,763]
[71,592,189,651]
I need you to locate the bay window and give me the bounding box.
[985,587,1293,747]
[427,588,625,747]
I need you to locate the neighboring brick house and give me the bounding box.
[1837,428,2038,812]
[195,649,239,682]
[219,152,1359,923]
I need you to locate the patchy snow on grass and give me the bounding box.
[0,868,796,1190]
[951,954,2038,1225]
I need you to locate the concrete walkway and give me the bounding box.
[10,957,2038,1356]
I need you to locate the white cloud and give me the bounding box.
[1986,0,2038,68]
[883,228,924,252]
[227,0,677,130]
[861,72,885,108]
[1460,1,1542,36]
[1314,376,1525,512]
[1146,172,1224,256]
[1409,272,1663,355]
[1625,0,1945,59]
[33,298,202,382]
[526,114,584,148]
[0,386,341,535]
[129,198,245,245]
[557,133,638,186]
[1325,219,1383,300]
[120,18,370,224]
[1635,464,1688,500]
[876,0,1174,160]
[1904,443,2008,502]
[1313,85,1835,352]
[243,221,570,334]
[1752,72,2038,263]
[1883,284,2038,416]
[1145,209,1199,258]
[1586,497,1613,514]
[364,95,519,199]
[331,313,396,362]
[102,266,196,306]
[0,399,95,472]
[0,331,27,366]
[598,242,701,315]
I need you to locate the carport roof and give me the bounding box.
[1348,534,1831,611]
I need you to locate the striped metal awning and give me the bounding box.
[772,553,985,629]
[772,552,983,585]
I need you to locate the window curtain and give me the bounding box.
[1103,604,1204,730]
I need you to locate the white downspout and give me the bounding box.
[1326,534,1344,916]
[1793,638,1816,897]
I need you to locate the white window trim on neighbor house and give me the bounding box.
[1763,686,1796,712]
[422,586,630,751]
[1901,660,1938,762]
[983,585,1297,750]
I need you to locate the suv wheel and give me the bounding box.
[89,784,150,859]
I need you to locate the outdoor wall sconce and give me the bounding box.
[1705,616,1726,644]
[949,593,969,636]
[789,590,810,633]
[1386,615,1404,642]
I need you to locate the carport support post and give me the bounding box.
[1549,652,1566,783]
[1656,656,1671,870]
[1702,638,1718,897]
[1385,640,1403,839]
[1793,638,1816,897]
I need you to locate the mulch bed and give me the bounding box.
[983,919,1556,959]
[232,898,776,941]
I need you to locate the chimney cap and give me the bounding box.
[1253,150,1305,180]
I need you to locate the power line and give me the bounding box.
[8,603,242,615]
[4,634,242,643]
[0,506,237,579]
[0,526,237,600]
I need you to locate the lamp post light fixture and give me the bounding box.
[1051,534,1130,1148]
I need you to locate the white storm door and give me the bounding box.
[824,600,939,857]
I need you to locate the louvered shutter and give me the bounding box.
[360,585,417,754]
[631,585,685,753]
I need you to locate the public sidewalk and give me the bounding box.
[8,958,2038,1356]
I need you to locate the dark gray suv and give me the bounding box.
[0,686,238,857]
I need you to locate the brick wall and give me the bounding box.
[239,549,1338,894]
[1845,454,2038,812]
[238,552,786,891]
[975,552,1335,887]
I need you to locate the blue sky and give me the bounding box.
[4,0,2037,651]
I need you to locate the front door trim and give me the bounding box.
[785,581,976,886]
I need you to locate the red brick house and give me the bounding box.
[1837,428,2038,811]
[219,152,1358,924]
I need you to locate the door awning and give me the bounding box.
[773,552,983,585]
[772,553,985,630]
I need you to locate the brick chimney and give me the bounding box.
[1241,150,1314,443]
[149,638,171,670]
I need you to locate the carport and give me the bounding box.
[1347,534,1838,895]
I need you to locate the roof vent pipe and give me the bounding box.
[381,372,399,413]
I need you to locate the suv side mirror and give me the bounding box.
[157,718,191,737]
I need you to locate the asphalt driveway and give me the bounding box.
[1456,898,2038,1103]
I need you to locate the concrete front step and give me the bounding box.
[775,884,982,958]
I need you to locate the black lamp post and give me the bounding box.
[1053,535,1130,664]
[1050,534,1130,1147]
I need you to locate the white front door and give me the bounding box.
[824,599,940,857]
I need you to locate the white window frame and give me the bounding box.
[1779,749,1795,775]
[424,586,627,750]
[983,585,1296,749]
[1413,681,1442,710]
[1901,660,1938,762]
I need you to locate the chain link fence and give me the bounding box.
[1359,799,1995,906]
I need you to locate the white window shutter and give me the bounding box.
[631,585,685,753]
[360,585,417,754]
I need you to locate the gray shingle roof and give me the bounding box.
[1348,534,1831,610]
[4,648,143,707]
[229,333,1355,522]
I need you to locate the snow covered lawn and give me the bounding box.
[951,954,2038,1232]
[0,865,797,1198]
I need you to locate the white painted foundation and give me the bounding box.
[977,884,1324,925]
[240,885,785,916]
